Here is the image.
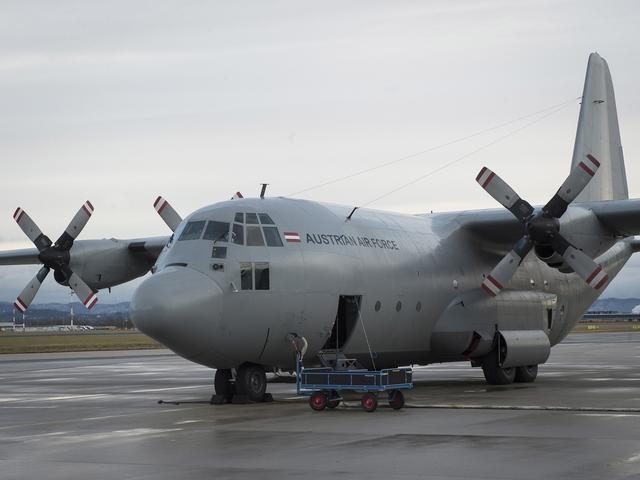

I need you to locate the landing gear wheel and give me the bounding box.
[235,363,267,402]
[482,349,516,385]
[515,365,538,383]
[388,390,405,410]
[214,368,234,401]
[361,393,378,412]
[327,390,341,409]
[310,392,328,411]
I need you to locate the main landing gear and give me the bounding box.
[481,349,539,385]
[210,363,273,404]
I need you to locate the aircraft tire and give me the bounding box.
[214,368,234,399]
[388,390,405,410]
[481,349,516,385]
[236,363,267,402]
[310,392,328,411]
[514,365,538,383]
[361,393,378,412]
[327,390,340,409]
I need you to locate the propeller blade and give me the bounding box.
[231,191,244,200]
[543,154,601,218]
[13,208,52,251]
[67,271,98,309]
[481,237,534,297]
[14,266,50,313]
[550,234,609,290]
[154,196,182,232]
[54,201,94,249]
[475,167,534,222]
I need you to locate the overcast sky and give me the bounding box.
[1,0,640,304]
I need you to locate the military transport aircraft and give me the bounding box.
[1,53,638,403]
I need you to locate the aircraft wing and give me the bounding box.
[0,236,169,266]
[455,199,640,247]
[587,198,640,236]
[0,248,41,265]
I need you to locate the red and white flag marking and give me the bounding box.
[284,232,301,243]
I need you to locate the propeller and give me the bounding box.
[12,201,98,312]
[476,154,608,297]
[154,196,182,232]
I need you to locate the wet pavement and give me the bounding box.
[1,332,640,479]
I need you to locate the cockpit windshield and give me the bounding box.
[178,221,206,241]
[203,221,230,242]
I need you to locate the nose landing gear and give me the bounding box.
[210,363,273,405]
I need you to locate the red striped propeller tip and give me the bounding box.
[14,298,27,313]
[13,207,24,222]
[82,201,94,216]
[153,196,163,207]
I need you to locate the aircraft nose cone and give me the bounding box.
[130,267,223,361]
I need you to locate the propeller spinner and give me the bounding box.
[12,201,98,312]
[476,154,608,297]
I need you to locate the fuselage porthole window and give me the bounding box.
[178,221,206,241]
[375,301,382,312]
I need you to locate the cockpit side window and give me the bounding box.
[203,221,230,242]
[178,221,206,241]
[262,226,283,247]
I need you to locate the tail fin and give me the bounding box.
[572,52,628,202]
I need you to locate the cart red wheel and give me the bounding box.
[327,390,340,409]
[388,390,405,410]
[361,393,378,412]
[309,392,328,411]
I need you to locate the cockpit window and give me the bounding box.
[232,212,283,247]
[179,221,206,241]
[203,221,230,242]
[232,223,244,245]
[246,226,265,246]
[262,227,283,247]
[258,213,275,225]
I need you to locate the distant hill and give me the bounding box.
[588,298,640,313]
[0,301,130,326]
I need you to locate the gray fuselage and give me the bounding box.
[130,196,631,370]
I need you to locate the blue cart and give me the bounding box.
[296,353,413,412]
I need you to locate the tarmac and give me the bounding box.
[1,332,640,479]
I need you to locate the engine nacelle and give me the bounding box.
[534,244,573,273]
[497,330,550,368]
[67,239,155,291]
